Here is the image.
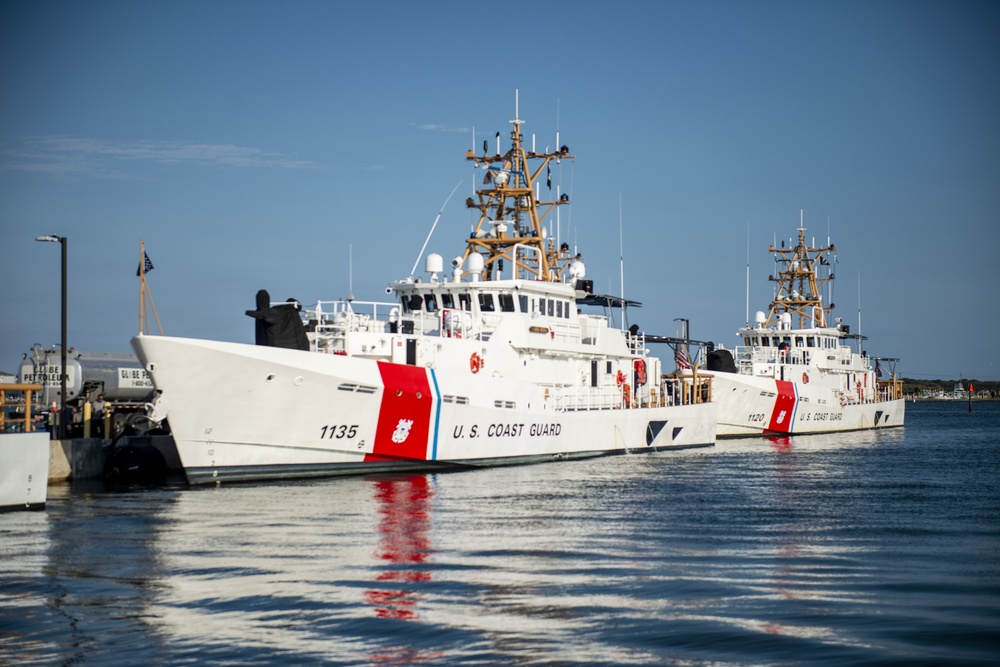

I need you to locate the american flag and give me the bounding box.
[875,360,883,377]
[137,251,154,277]
[675,346,691,371]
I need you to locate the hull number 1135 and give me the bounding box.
[321,424,358,439]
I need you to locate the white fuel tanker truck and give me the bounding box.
[17,345,159,438]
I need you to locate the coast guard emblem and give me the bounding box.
[391,419,414,444]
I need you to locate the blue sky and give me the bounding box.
[2,0,997,380]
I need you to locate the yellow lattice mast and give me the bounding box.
[766,224,836,329]
[462,96,575,282]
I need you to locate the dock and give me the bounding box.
[47,434,180,482]
[2,382,179,511]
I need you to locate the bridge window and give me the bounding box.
[479,293,496,312]
[459,293,471,311]
[441,293,455,309]
[498,292,515,312]
[519,295,528,312]
[405,294,422,313]
[423,293,438,313]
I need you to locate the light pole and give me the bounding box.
[36,235,67,440]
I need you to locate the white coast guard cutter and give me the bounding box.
[705,222,904,437]
[132,101,716,484]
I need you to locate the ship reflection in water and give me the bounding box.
[364,475,434,621]
[1,405,996,665]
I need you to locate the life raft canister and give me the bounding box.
[441,309,461,338]
[634,359,647,386]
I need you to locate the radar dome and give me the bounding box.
[425,253,443,274]
[465,253,484,275]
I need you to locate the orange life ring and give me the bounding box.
[470,352,482,373]
[802,372,809,384]
[634,359,647,386]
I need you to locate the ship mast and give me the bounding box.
[766,223,836,328]
[462,95,575,282]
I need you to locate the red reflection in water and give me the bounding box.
[368,647,444,665]
[363,475,433,621]
[769,435,800,618]
[766,435,793,451]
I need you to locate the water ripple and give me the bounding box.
[1,402,998,665]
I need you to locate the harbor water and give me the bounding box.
[2,401,998,666]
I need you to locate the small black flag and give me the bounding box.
[137,252,154,276]
[547,165,551,190]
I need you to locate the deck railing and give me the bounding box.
[0,384,43,433]
[547,374,712,411]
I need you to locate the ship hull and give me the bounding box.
[709,372,905,438]
[133,335,716,484]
